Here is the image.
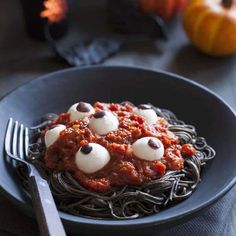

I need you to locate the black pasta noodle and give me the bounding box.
[26,104,215,219]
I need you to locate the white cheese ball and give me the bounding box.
[133,104,158,125]
[44,125,66,148]
[75,143,110,174]
[132,137,164,161]
[68,102,94,121]
[89,111,119,135]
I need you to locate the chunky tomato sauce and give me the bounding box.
[43,102,196,192]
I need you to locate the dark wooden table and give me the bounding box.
[0,0,235,235]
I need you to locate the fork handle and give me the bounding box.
[29,175,66,236]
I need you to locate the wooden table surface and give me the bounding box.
[0,0,235,235]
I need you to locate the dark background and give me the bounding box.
[0,0,235,235]
[1,0,236,111]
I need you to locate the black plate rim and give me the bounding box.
[0,65,236,228]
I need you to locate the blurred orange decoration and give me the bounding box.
[183,0,236,56]
[140,0,187,21]
[40,0,68,23]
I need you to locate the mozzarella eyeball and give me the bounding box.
[133,104,158,125]
[68,102,94,121]
[89,111,119,135]
[44,125,66,148]
[75,143,110,174]
[132,137,164,161]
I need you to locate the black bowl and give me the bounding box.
[0,66,235,235]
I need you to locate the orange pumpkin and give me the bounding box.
[140,0,187,21]
[183,0,236,56]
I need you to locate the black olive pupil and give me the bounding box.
[138,104,151,110]
[94,111,106,119]
[148,139,160,149]
[76,102,91,112]
[81,144,93,154]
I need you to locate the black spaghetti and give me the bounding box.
[27,103,215,219]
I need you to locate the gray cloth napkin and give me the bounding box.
[0,184,235,236]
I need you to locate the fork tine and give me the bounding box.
[5,118,66,235]
[12,121,19,156]
[18,124,24,160]
[24,127,29,157]
[5,118,13,155]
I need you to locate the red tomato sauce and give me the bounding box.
[44,102,196,192]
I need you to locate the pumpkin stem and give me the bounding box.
[222,0,233,8]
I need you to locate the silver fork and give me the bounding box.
[5,118,66,236]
